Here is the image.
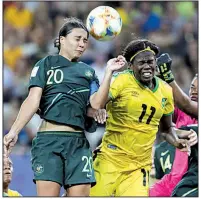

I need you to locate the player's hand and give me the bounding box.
[93,109,107,124]
[176,129,197,147]
[156,53,174,83]
[54,37,59,48]
[106,55,127,72]
[4,132,18,156]
[175,139,191,155]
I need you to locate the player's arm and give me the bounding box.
[86,80,107,123]
[4,87,42,155]
[4,58,47,155]
[169,81,198,118]
[157,53,198,118]
[90,55,126,109]
[159,115,190,151]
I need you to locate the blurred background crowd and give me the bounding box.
[3,1,198,196]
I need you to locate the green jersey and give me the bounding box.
[154,141,175,179]
[171,124,198,197]
[180,125,198,174]
[29,55,99,130]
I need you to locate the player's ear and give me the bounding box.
[60,36,65,46]
[127,62,133,69]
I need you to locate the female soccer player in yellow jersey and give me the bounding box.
[90,39,194,196]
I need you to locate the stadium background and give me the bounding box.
[3,1,198,196]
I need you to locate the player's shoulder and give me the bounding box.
[8,189,22,196]
[112,69,132,81]
[110,69,132,85]
[34,55,52,67]
[157,77,172,90]
[156,76,173,95]
[179,124,198,133]
[155,141,169,150]
[78,61,95,71]
[113,69,132,77]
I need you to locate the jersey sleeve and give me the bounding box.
[90,73,100,96]
[28,57,47,90]
[109,74,125,100]
[154,146,164,179]
[163,86,174,116]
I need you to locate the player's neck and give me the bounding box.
[59,51,73,62]
[3,184,8,193]
[140,80,154,90]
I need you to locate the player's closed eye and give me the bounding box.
[83,39,88,44]
[148,60,154,64]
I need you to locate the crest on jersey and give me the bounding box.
[85,70,93,78]
[161,98,167,108]
[34,164,44,175]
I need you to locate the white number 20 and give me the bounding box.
[47,69,64,85]
[82,156,93,173]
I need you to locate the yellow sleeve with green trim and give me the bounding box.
[109,73,126,100]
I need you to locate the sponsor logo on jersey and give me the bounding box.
[131,91,139,97]
[51,65,61,69]
[107,144,117,150]
[161,150,169,156]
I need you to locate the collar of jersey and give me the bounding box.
[129,70,159,93]
[58,55,78,64]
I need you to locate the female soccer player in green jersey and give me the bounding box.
[4,17,126,196]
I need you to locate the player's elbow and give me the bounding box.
[25,95,40,111]
[90,94,105,110]
[176,98,197,118]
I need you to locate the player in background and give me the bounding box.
[90,39,192,196]
[3,156,22,197]
[153,73,198,181]
[150,125,198,197]
[171,124,198,197]
[4,17,126,197]
[150,54,198,197]
[157,53,198,119]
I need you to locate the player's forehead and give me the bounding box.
[134,51,155,62]
[70,28,88,39]
[191,77,198,86]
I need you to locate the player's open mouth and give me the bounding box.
[4,170,11,175]
[141,72,152,78]
[190,95,197,102]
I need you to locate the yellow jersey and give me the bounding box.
[101,70,174,170]
[7,189,22,196]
